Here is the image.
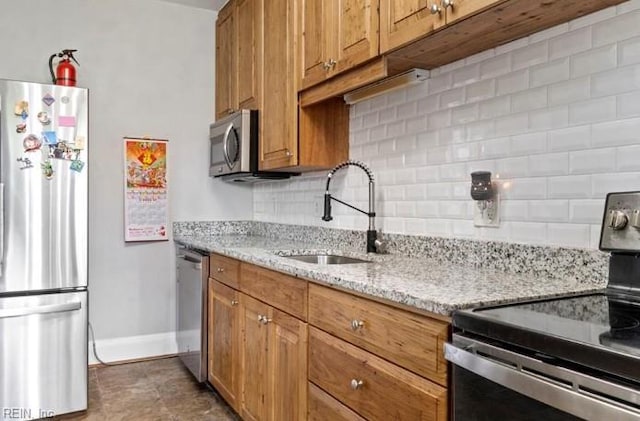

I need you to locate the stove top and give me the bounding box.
[454,191,640,384]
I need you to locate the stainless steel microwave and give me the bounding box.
[209,109,256,177]
[209,110,296,182]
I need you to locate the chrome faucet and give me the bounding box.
[322,160,383,253]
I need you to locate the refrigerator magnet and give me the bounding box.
[23,134,42,152]
[41,160,54,180]
[58,116,76,127]
[37,111,51,125]
[42,131,57,145]
[17,157,33,170]
[16,123,27,133]
[13,100,28,116]
[70,159,85,173]
[61,96,70,104]
[42,93,55,106]
[51,141,76,161]
[73,136,86,150]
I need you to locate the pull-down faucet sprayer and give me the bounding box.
[322,160,383,253]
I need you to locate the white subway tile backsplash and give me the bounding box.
[568,96,617,125]
[529,152,569,176]
[510,132,547,156]
[616,144,640,171]
[549,27,592,59]
[548,77,590,106]
[512,87,548,112]
[547,223,591,247]
[530,58,570,87]
[570,199,605,224]
[480,53,512,79]
[513,41,549,70]
[529,106,569,131]
[570,44,617,78]
[497,69,529,95]
[569,148,616,174]
[548,175,592,198]
[548,125,591,152]
[529,200,569,222]
[257,4,640,250]
[592,117,640,147]
[618,35,640,65]
[466,79,496,103]
[592,10,640,47]
[591,65,640,97]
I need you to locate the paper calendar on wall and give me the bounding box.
[123,137,169,242]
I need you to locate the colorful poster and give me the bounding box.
[124,137,169,242]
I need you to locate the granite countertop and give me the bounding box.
[175,234,605,316]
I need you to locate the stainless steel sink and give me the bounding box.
[284,254,370,265]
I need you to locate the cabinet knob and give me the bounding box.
[350,379,364,390]
[442,0,454,9]
[328,58,337,68]
[350,320,364,331]
[217,267,225,273]
[228,109,235,115]
[429,3,442,14]
[322,61,331,70]
[230,300,238,306]
[257,314,272,324]
[285,149,292,157]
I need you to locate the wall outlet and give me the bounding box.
[473,194,500,227]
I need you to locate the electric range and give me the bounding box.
[446,191,640,420]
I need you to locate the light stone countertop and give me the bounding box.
[175,234,605,316]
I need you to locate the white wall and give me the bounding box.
[0,0,252,360]
[255,1,640,250]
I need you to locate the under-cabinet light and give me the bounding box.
[343,68,429,105]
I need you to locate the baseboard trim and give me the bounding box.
[88,331,178,365]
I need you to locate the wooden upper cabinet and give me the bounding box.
[215,0,261,120]
[299,0,379,90]
[445,0,504,24]
[260,0,298,170]
[236,0,262,109]
[215,1,236,120]
[380,0,444,53]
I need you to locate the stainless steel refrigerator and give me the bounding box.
[0,79,88,420]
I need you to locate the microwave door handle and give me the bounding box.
[222,123,234,169]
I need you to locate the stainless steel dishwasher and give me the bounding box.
[176,244,209,382]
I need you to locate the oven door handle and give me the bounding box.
[445,343,640,421]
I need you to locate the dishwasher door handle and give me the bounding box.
[445,343,640,421]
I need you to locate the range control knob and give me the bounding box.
[631,209,640,229]
[608,210,629,230]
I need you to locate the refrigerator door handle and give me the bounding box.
[0,301,82,319]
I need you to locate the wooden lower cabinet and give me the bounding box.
[309,327,447,421]
[208,279,241,411]
[309,382,366,421]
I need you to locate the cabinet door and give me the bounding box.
[260,0,298,170]
[445,0,502,23]
[240,294,270,421]
[215,1,237,120]
[299,0,332,90]
[379,0,444,53]
[332,0,379,76]
[236,0,262,109]
[208,280,240,411]
[268,307,308,421]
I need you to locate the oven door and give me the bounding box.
[445,334,640,421]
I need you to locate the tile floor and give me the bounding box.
[53,357,239,421]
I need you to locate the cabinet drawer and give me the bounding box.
[309,284,449,386]
[239,263,308,320]
[210,254,240,289]
[309,382,365,421]
[309,327,447,421]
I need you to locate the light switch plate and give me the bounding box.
[473,194,500,227]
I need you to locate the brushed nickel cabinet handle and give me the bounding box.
[429,3,442,14]
[442,0,454,9]
[350,320,364,331]
[230,300,238,306]
[285,149,292,157]
[350,379,364,390]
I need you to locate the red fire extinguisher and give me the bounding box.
[49,49,79,86]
